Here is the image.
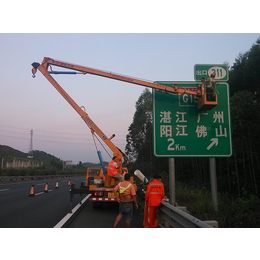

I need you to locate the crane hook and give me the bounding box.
[32,68,37,78]
[31,62,40,78]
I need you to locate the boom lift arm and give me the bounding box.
[32,57,204,96]
[32,59,126,175]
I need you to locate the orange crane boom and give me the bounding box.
[32,57,203,96]
[32,59,127,175]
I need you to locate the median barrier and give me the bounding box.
[0,174,86,183]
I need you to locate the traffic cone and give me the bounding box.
[68,180,71,186]
[44,183,49,193]
[55,181,59,189]
[29,185,35,197]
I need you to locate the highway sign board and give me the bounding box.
[194,64,229,81]
[153,81,232,157]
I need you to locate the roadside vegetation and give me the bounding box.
[175,182,260,228]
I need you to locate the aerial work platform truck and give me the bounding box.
[31,57,218,207]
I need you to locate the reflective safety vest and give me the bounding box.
[206,77,216,90]
[119,182,132,194]
[145,180,165,206]
[107,160,118,176]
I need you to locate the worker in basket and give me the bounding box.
[205,73,217,101]
[107,156,124,181]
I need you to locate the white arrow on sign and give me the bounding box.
[207,138,218,150]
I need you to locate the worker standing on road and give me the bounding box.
[107,156,124,181]
[113,174,138,228]
[144,174,165,228]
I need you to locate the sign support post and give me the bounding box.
[169,158,176,205]
[210,158,218,212]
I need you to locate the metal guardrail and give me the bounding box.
[0,174,85,183]
[137,190,217,228]
[54,194,92,228]
[158,201,218,228]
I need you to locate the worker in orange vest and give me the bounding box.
[143,174,165,228]
[107,156,124,181]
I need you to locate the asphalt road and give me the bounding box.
[69,200,144,228]
[0,176,86,228]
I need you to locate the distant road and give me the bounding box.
[0,176,86,228]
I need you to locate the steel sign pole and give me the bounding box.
[169,158,176,205]
[210,158,218,212]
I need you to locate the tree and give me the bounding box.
[50,159,63,170]
[227,37,260,196]
[228,90,260,195]
[125,89,152,162]
[125,89,157,176]
[229,37,260,98]
[77,161,84,168]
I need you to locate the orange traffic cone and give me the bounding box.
[55,181,59,189]
[44,183,49,193]
[68,180,71,186]
[29,185,35,197]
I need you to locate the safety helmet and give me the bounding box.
[211,73,215,77]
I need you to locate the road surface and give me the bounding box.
[0,176,86,228]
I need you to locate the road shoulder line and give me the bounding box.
[53,194,91,228]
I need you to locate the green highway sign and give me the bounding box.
[194,64,229,81]
[153,81,232,157]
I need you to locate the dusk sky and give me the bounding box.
[1,2,259,165]
[1,33,259,164]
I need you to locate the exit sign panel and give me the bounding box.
[194,64,229,81]
[153,81,232,157]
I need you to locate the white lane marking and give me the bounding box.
[0,189,9,192]
[35,190,52,196]
[53,194,92,228]
[35,192,44,196]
